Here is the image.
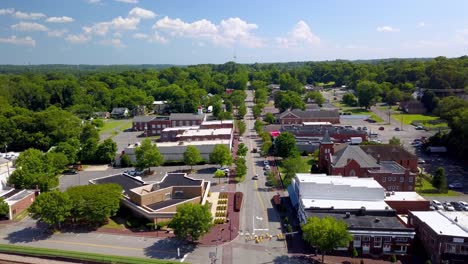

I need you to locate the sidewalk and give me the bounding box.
[0,253,78,264]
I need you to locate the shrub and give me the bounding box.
[234,192,243,212]
[214,218,225,224]
[390,255,397,263]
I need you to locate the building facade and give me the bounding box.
[132,112,206,136]
[277,109,340,125]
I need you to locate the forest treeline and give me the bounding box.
[0,56,467,159]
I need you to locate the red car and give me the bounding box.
[378,127,385,131]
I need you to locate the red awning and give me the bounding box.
[270,131,280,137]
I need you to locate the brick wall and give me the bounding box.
[9,191,36,220]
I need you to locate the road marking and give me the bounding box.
[45,239,177,254]
[180,253,188,262]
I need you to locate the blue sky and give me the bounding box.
[0,0,467,65]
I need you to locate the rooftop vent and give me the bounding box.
[455,217,458,222]
[374,218,380,223]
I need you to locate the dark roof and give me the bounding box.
[170,113,205,121]
[111,107,128,114]
[146,199,188,211]
[0,189,22,199]
[133,115,158,122]
[369,161,406,174]
[283,125,367,137]
[359,145,417,161]
[279,109,340,119]
[305,210,413,231]
[157,173,203,189]
[92,174,145,194]
[333,145,380,168]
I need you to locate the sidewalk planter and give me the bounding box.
[234,192,243,212]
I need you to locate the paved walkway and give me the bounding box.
[0,253,78,264]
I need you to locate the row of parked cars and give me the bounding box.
[432,200,468,211]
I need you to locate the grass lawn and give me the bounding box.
[102,217,124,229]
[391,114,439,125]
[278,156,313,175]
[0,244,178,264]
[99,119,132,134]
[416,178,460,196]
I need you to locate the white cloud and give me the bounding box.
[46,16,74,23]
[132,32,167,43]
[11,22,48,32]
[376,26,400,32]
[128,7,156,19]
[417,22,425,28]
[48,29,68,37]
[83,16,140,36]
[275,20,320,48]
[153,16,262,48]
[13,11,46,20]
[65,34,90,44]
[99,38,126,48]
[0,35,35,46]
[0,8,15,15]
[116,0,138,3]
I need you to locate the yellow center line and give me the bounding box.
[247,116,270,231]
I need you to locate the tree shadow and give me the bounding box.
[196,167,217,175]
[5,226,52,243]
[144,237,195,260]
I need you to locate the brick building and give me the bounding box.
[132,111,206,136]
[277,109,340,125]
[409,211,468,264]
[289,174,415,258]
[318,134,416,191]
[282,123,368,143]
[1,189,37,219]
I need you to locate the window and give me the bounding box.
[395,237,408,242]
[349,169,356,176]
[383,244,391,252]
[374,237,382,248]
[353,236,361,247]
[383,236,391,242]
[164,192,171,200]
[409,177,413,183]
[382,177,386,182]
[156,124,160,128]
[460,245,468,255]
[400,177,404,183]
[362,236,370,242]
[446,244,457,253]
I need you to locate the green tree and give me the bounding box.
[384,88,403,105]
[237,120,246,136]
[342,93,358,107]
[356,81,381,109]
[254,119,264,134]
[264,112,275,124]
[0,198,9,218]
[135,139,164,173]
[252,105,262,119]
[120,153,132,168]
[274,91,305,112]
[432,167,447,193]
[235,157,247,179]
[28,190,72,229]
[183,145,202,171]
[95,139,117,164]
[169,203,213,241]
[390,255,397,263]
[302,216,352,264]
[275,132,298,158]
[54,139,80,164]
[237,143,248,157]
[282,156,307,186]
[209,144,232,166]
[305,91,325,106]
[66,184,122,226]
[388,136,402,146]
[238,104,247,118]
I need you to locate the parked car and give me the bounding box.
[450,201,464,211]
[415,126,424,130]
[458,201,468,211]
[378,126,385,131]
[432,200,444,210]
[444,202,455,211]
[417,158,426,164]
[239,136,243,142]
[252,174,259,180]
[252,148,258,153]
[449,182,463,189]
[264,165,271,171]
[394,127,400,131]
[263,160,269,166]
[362,127,368,131]
[63,169,78,175]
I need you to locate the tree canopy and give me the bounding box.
[168,203,213,241]
[209,144,232,166]
[135,139,164,172]
[183,145,202,170]
[302,216,352,264]
[275,132,298,158]
[28,190,72,229]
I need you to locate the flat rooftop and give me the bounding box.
[162,126,198,132]
[146,198,187,211]
[202,120,234,125]
[411,211,468,237]
[91,174,145,194]
[302,199,389,210]
[178,128,232,137]
[384,192,427,201]
[296,173,383,189]
[157,139,231,147]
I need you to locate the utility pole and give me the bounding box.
[401,115,403,131]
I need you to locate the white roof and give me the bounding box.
[384,192,427,201]
[156,139,231,147]
[162,126,198,132]
[296,173,383,189]
[178,128,232,137]
[153,101,167,105]
[411,211,468,237]
[202,120,234,125]
[302,122,332,126]
[302,199,389,210]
